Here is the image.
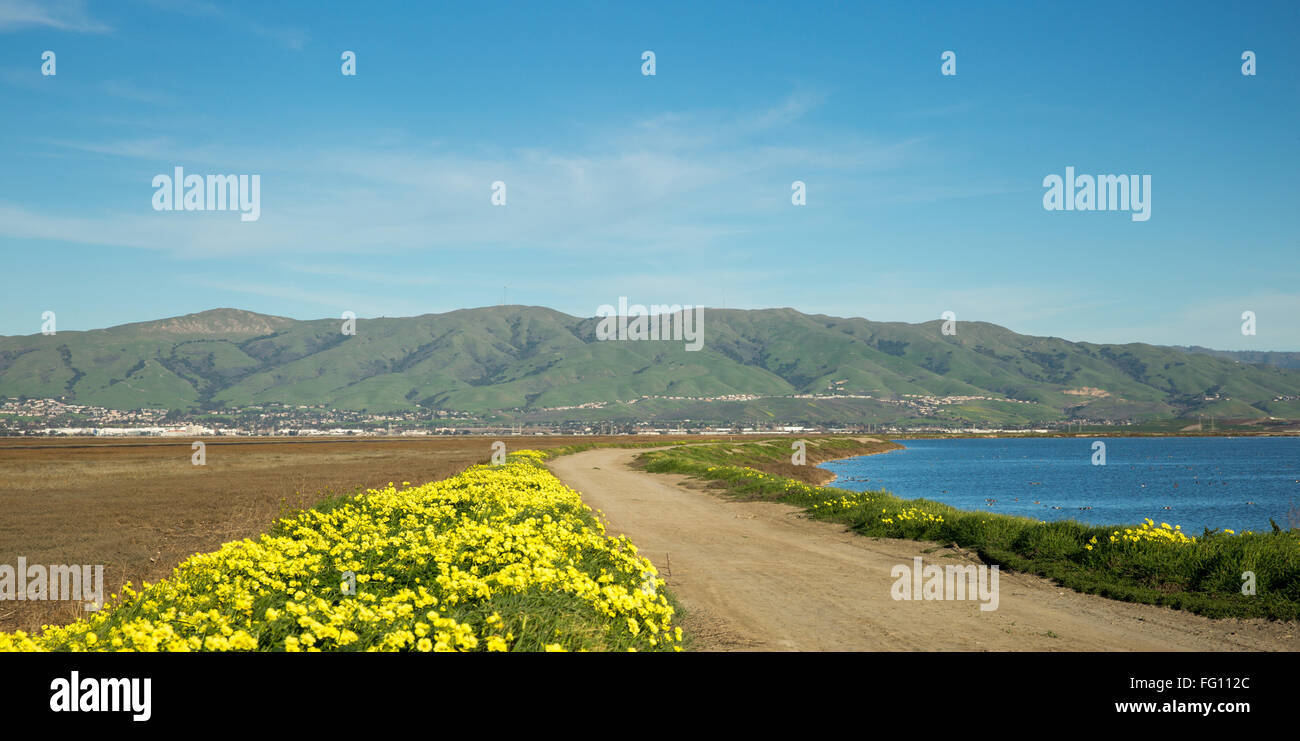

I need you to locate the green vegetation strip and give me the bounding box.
[540,439,694,460]
[638,439,1300,621]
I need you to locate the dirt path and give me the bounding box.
[549,448,1300,652]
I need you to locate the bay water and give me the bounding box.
[818,436,1300,533]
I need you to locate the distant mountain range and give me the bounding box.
[3,307,1299,426]
[1173,346,1300,370]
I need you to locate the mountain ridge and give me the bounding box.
[3,306,1299,425]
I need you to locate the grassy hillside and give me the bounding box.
[3,306,1300,425]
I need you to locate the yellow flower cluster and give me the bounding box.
[0,453,682,653]
[1094,518,1197,549]
[878,507,945,527]
[811,492,877,513]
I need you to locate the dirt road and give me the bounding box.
[549,448,1300,651]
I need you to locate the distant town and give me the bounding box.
[0,395,1085,437]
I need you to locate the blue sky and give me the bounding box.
[1,0,1296,349]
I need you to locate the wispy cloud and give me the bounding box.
[140,0,307,50]
[190,278,437,318]
[6,94,943,259]
[901,101,977,119]
[246,20,306,51]
[137,0,219,15]
[280,262,450,288]
[744,89,828,131]
[0,0,111,32]
[1100,293,1300,351]
[0,65,51,89]
[99,79,176,106]
[626,91,828,150]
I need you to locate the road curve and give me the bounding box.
[548,447,1299,652]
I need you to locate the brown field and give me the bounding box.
[0,434,711,633]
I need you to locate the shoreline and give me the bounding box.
[817,431,1300,486]
[810,435,1299,534]
[814,437,904,487]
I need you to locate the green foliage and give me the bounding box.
[4,307,1300,426]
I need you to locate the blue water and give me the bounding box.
[818,437,1300,534]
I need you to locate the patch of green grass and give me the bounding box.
[540,439,694,460]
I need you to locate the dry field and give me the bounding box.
[0,435,698,633]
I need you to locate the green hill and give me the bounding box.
[3,306,1299,426]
